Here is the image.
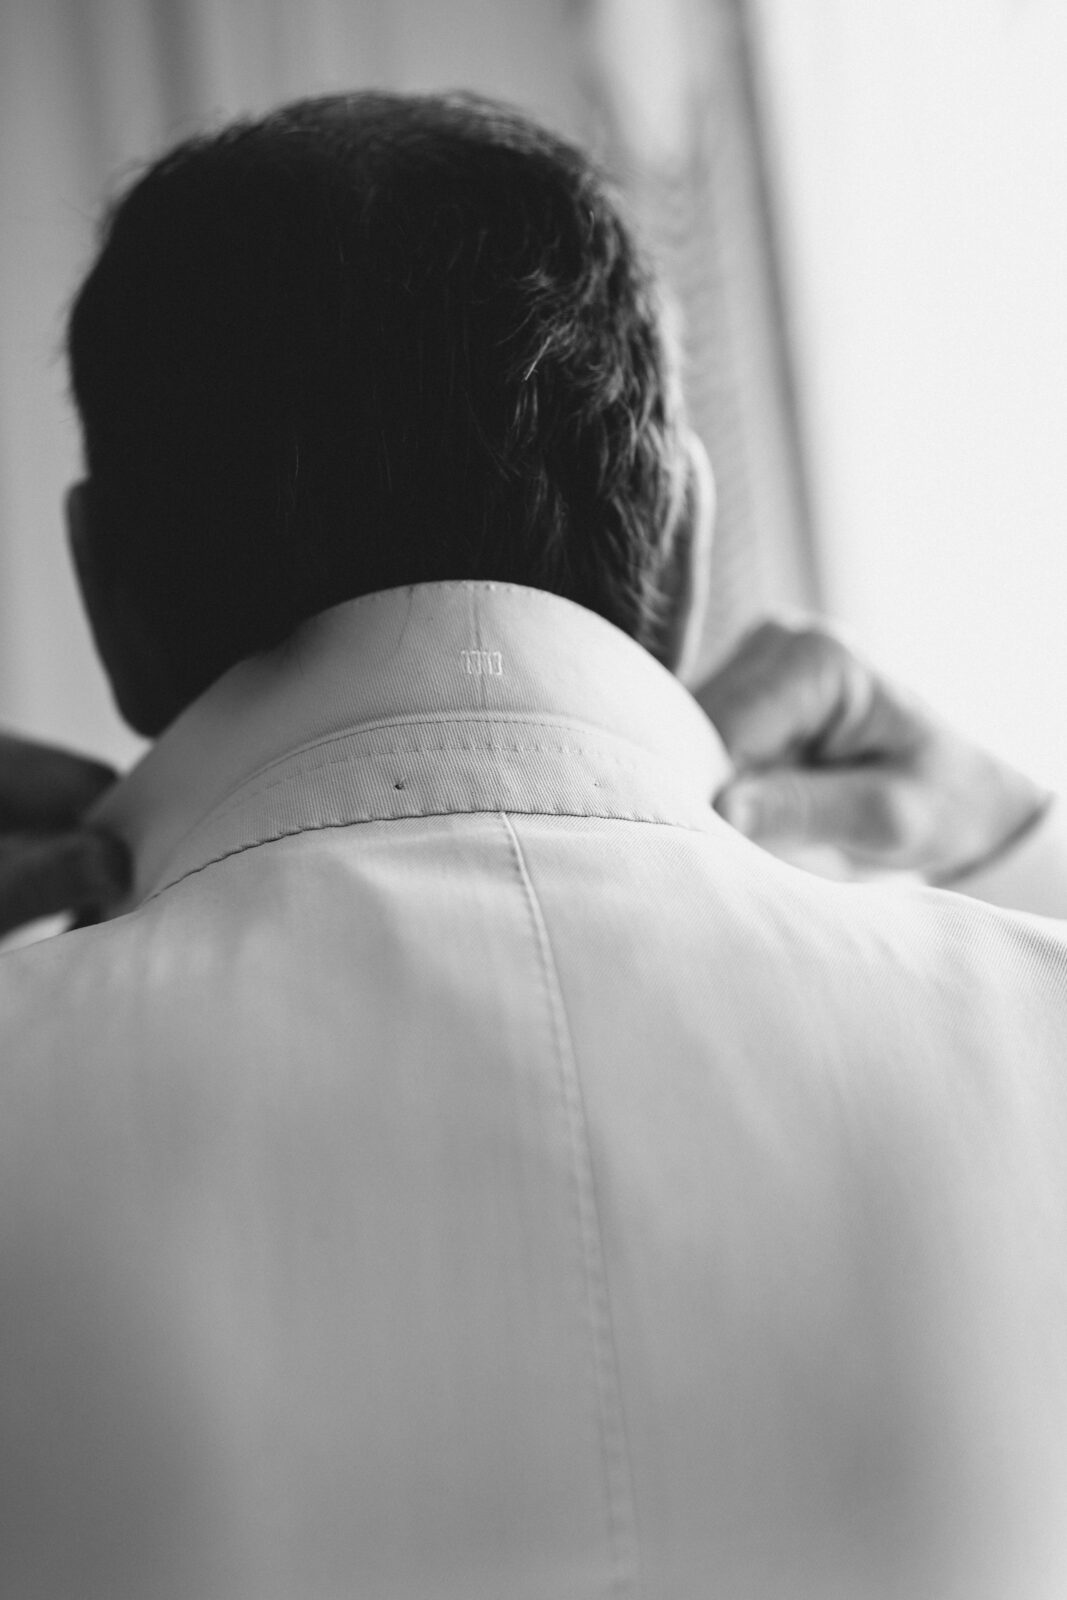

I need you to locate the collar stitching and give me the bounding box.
[145,805,718,905]
[195,731,704,834]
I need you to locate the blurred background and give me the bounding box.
[1,0,1065,797]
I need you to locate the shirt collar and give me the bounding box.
[90,581,732,909]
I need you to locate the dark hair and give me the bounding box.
[68,91,686,705]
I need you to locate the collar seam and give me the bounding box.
[143,804,719,906]
[203,711,650,805]
[192,727,705,835]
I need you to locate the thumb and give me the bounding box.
[716,767,922,866]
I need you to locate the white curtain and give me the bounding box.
[0,0,818,765]
[581,0,821,681]
[753,0,1067,799]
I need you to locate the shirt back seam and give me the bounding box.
[498,810,643,1600]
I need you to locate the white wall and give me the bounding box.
[755,0,1067,796]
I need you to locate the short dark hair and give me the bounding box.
[68,91,686,705]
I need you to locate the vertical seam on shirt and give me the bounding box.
[499,810,642,1600]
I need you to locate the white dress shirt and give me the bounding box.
[2,580,1067,1600]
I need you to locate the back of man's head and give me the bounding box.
[68,92,688,725]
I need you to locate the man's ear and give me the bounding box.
[652,431,716,683]
[65,481,174,737]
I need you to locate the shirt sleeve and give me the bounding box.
[941,795,1067,919]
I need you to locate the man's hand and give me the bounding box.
[0,733,130,940]
[696,617,1053,884]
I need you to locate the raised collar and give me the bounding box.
[90,581,732,910]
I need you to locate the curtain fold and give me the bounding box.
[579,0,821,680]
